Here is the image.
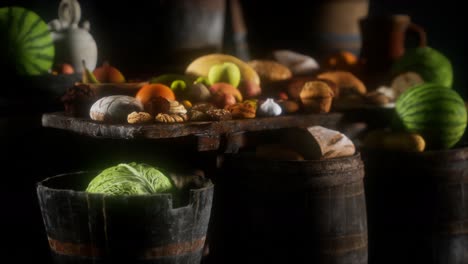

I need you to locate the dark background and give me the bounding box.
[0,0,466,262]
[1,0,466,96]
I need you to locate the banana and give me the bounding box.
[185,53,261,86]
[81,60,100,84]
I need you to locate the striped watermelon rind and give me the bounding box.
[395,83,467,149]
[0,6,54,75]
[391,46,453,88]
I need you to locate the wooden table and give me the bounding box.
[42,111,344,152]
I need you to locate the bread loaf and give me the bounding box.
[90,95,143,123]
[282,126,355,160]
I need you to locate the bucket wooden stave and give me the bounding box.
[212,153,368,263]
[37,171,214,264]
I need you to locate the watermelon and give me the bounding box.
[394,83,467,150]
[392,46,453,88]
[0,6,54,75]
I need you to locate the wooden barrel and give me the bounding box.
[36,171,214,264]
[362,146,468,264]
[211,153,368,263]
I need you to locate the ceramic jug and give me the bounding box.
[359,14,427,71]
[358,14,426,90]
[48,0,98,73]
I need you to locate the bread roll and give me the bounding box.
[299,81,334,113]
[317,71,367,96]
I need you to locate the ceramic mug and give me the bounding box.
[359,14,427,71]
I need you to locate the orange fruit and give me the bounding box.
[135,83,176,104]
[323,50,358,70]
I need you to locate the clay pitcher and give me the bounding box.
[358,14,426,88]
[49,0,98,73]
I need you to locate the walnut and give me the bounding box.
[206,109,232,121]
[191,103,216,112]
[189,110,211,121]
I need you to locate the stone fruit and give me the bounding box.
[0,6,54,75]
[208,62,241,87]
[185,53,260,86]
[238,80,262,99]
[394,83,467,149]
[322,50,358,70]
[186,83,211,103]
[93,62,126,83]
[392,46,453,88]
[136,84,176,107]
[210,83,243,101]
[210,83,243,108]
[52,63,75,75]
[278,92,289,101]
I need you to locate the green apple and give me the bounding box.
[208,62,241,87]
[392,46,453,88]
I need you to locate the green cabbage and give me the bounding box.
[86,162,175,195]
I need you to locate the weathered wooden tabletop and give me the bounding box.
[42,112,344,151]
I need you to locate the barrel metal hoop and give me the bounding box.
[143,236,206,259]
[47,236,206,258]
[438,220,468,235]
[320,232,368,254]
[304,165,365,188]
[432,168,468,184]
[48,237,101,257]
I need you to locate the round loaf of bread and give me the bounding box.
[90,95,144,123]
[247,60,292,83]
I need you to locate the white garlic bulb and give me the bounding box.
[259,98,282,117]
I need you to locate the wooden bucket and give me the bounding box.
[211,153,368,263]
[36,171,214,264]
[362,146,468,264]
